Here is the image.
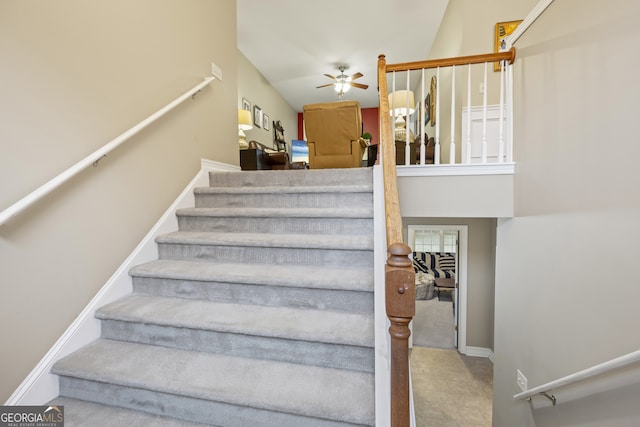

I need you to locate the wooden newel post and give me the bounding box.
[386,242,416,427]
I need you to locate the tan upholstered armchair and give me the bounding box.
[303,100,366,169]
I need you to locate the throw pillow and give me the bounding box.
[438,255,456,270]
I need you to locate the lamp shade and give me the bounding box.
[388,90,415,116]
[238,109,253,131]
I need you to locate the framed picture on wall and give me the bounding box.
[263,114,270,131]
[242,98,251,111]
[253,105,262,128]
[494,20,522,71]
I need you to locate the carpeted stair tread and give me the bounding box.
[96,294,374,347]
[130,260,373,292]
[53,340,375,426]
[195,184,373,195]
[176,207,373,218]
[156,231,373,250]
[208,168,372,188]
[48,397,213,427]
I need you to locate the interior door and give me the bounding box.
[452,233,460,348]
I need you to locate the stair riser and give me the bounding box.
[132,277,374,313]
[100,320,374,373]
[59,377,369,427]
[176,216,372,235]
[194,192,372,209]
[157,244,374,268]
[209,169,372,188]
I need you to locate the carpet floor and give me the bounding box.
[411,347,493,426]
[412,299,455,349]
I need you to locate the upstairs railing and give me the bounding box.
[378,49,516,426]
[0,76,216,226]
[387,49,516,167]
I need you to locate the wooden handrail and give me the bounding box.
[379,48,517,425]
[378,53,416,427]
[386,47,515,72]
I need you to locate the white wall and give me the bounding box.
[0,0,238,402]
[493,1,640,425]
[237,51,298,151]
[398,173,513,218]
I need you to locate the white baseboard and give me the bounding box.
[5,159,239,405]
[464,346,495,363]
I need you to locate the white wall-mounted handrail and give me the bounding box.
[0,76,216,226]
[513,349,640,402]
[505,0,555,49]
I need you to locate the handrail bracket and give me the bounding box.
[530,391,557,406]
[92,155,107,167]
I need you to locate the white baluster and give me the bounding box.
[507,63,514,163]
[405,70,411,166]
[466,63,471,164]
[420,68,425,165]
[499,60,505,163]
[449,65,456,164]
[435,67,440,164]
[391,71,397,164]
[481,62,488,163]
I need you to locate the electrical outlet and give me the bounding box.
[479,83,485,94]
[516,369,528,392]
[211,62,223,81]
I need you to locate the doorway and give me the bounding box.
[408,225,469,353]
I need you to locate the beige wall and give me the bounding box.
[493,0,640,425]
[404,217,497,349]
[0,0,237,402]
[237,51,298,151]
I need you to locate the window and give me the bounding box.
[414,229,440,252]
[409,226,458,254]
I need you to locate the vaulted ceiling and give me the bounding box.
[237,0,450,112]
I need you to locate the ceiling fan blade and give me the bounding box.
[323,74,337,81]
[316,83,335,88]
[350,82,369,90]
[350,72,364,80]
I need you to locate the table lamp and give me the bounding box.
[238,109,253,149]
[388,90,415,128]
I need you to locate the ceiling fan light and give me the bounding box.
[334,81,350,93]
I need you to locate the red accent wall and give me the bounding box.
[297,107,379,144]
[361,107,379,145]
[297,113,304,140]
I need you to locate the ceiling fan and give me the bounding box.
[316,65,369,98]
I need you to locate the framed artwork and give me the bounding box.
[429,76,437,126]
[263,114,270,131]
[494,20,522,71]
[242,98,251,111]
[253,105,262,128]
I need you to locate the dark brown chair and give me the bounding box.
[240,140,291,170]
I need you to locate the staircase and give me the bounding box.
[51,168,376,427]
